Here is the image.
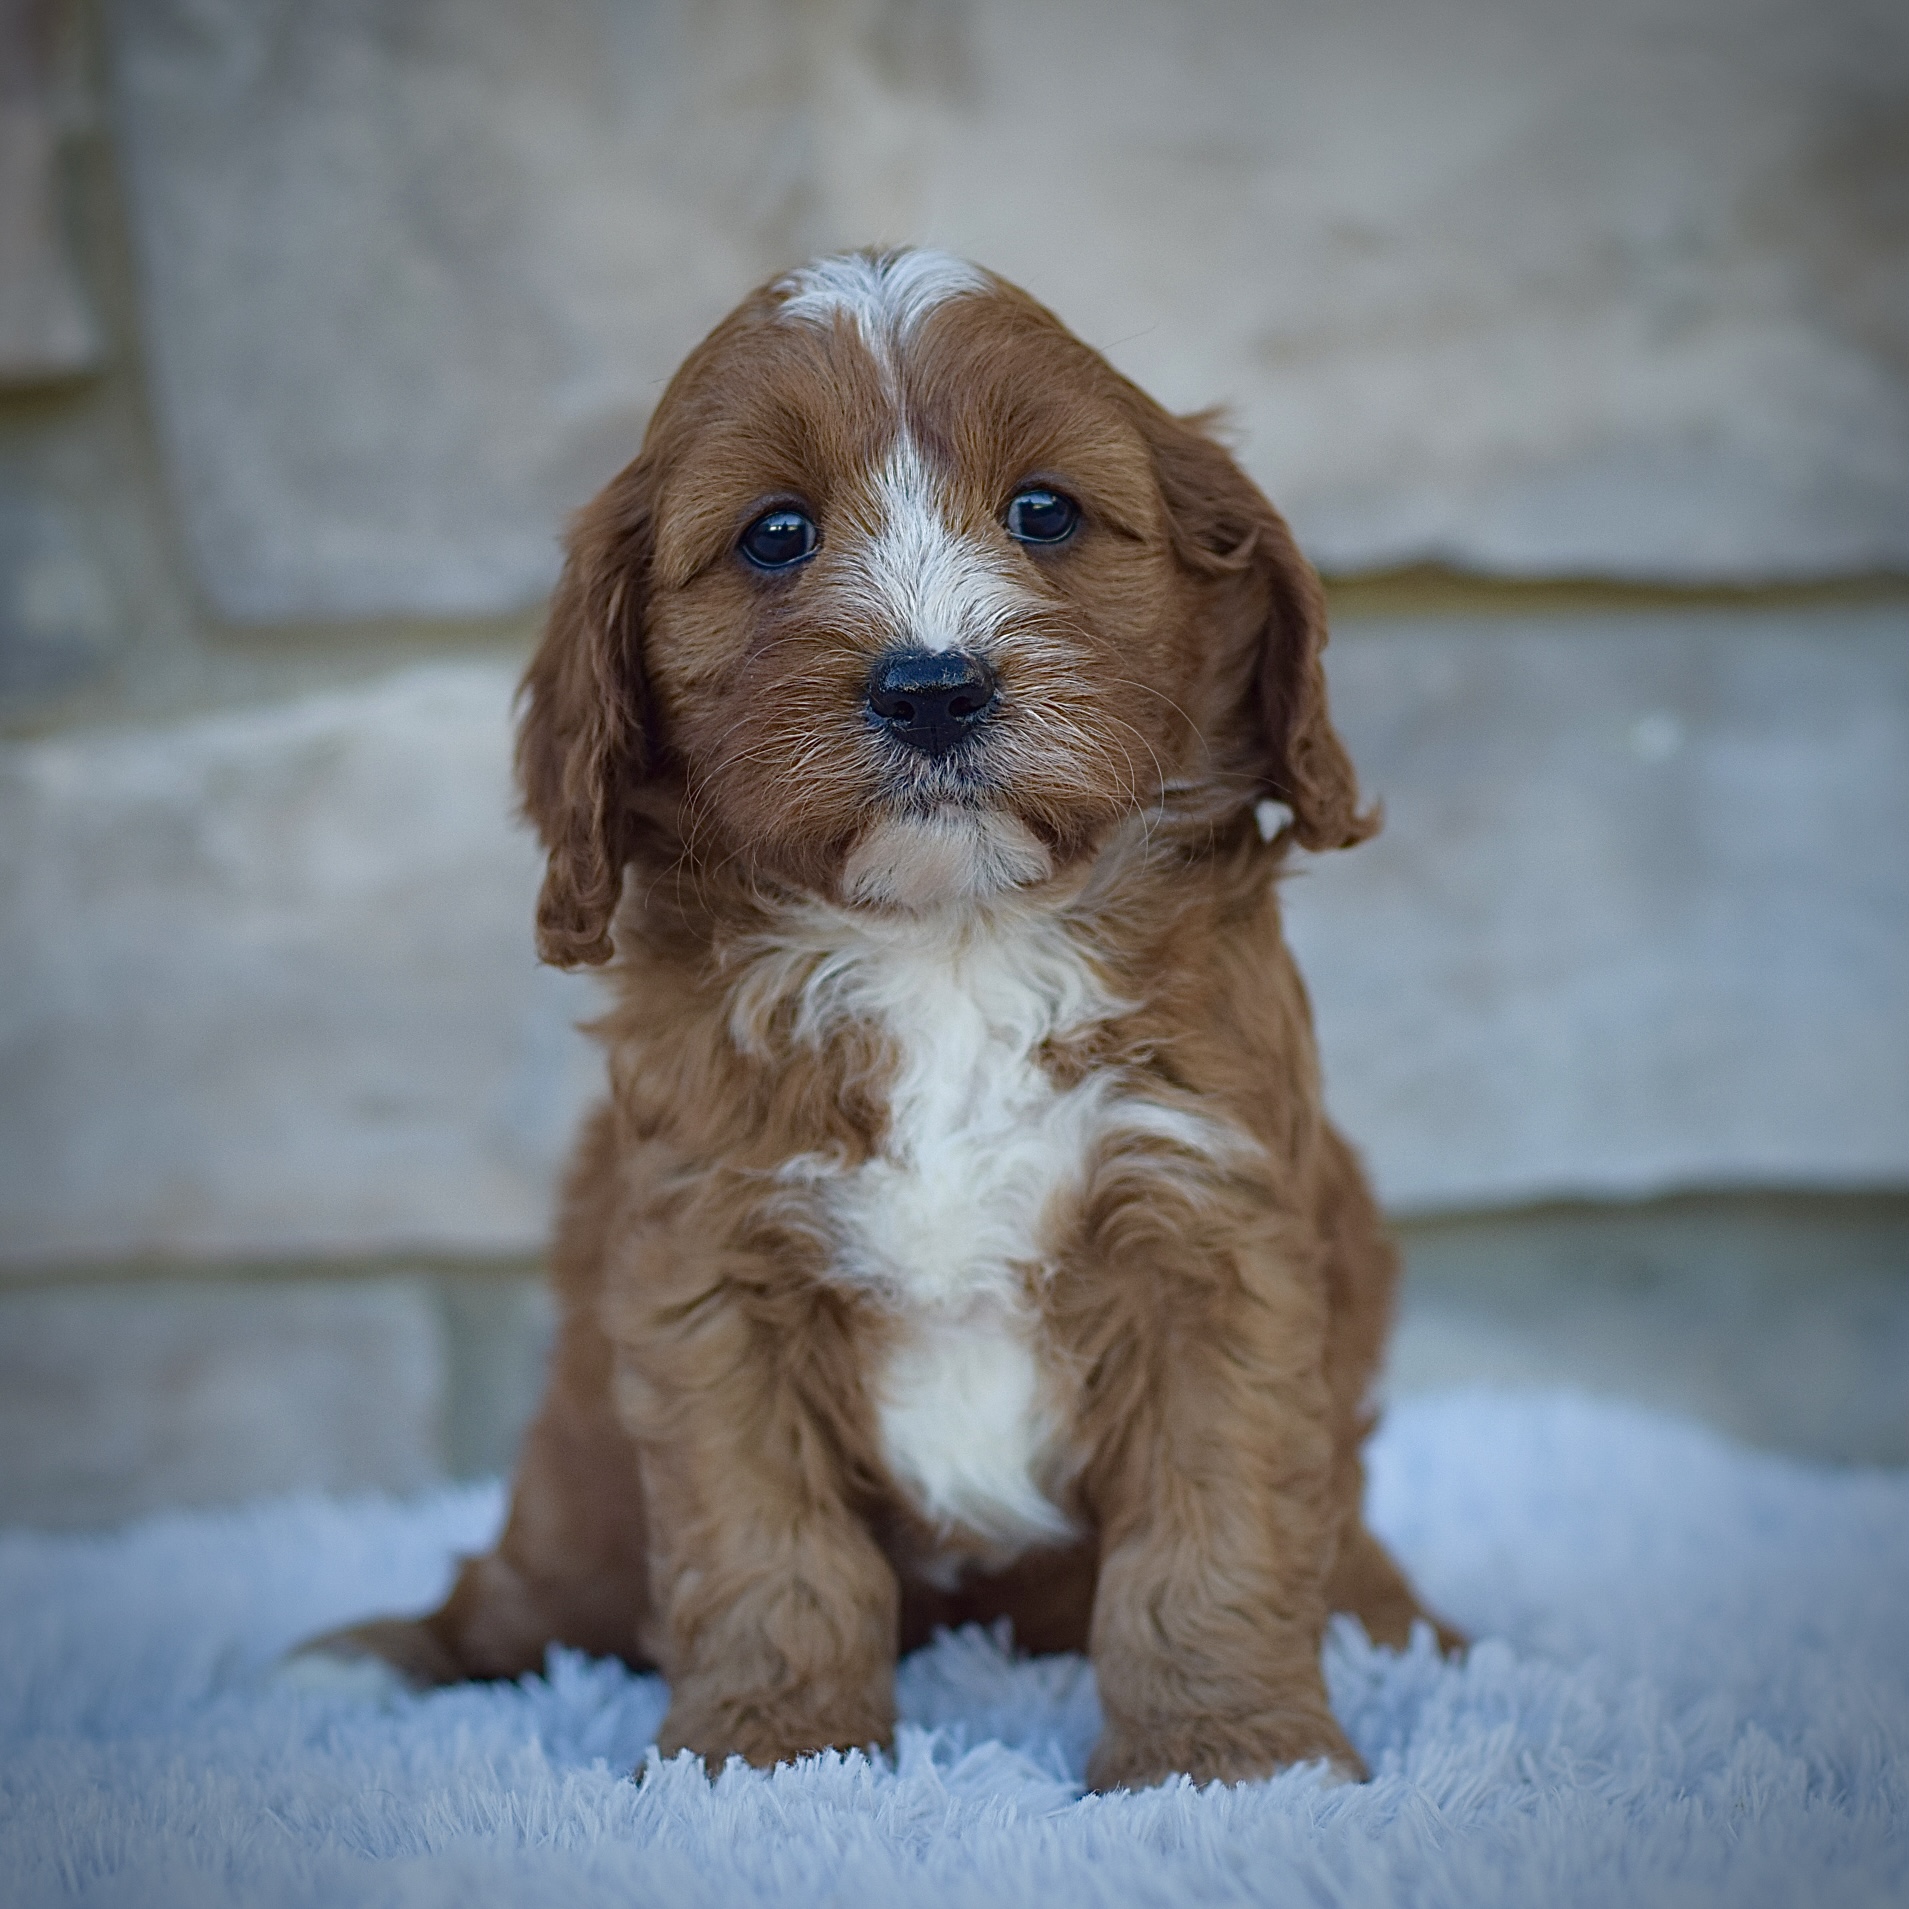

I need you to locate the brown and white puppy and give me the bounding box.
[306,247,1457,1791]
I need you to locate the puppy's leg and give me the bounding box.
[1326,1518,1466,1655]
[626,1274,898,1773]
[1073,1220,1362,1792]
[1312,1127,1464,1653]
[288,1105,652,1688]
[899,1539,1098,1657]
[291,1298,653,1687]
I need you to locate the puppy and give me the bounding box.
[303,247,1456,1790]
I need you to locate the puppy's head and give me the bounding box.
[518,248,1373,966]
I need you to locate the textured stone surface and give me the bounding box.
[1288,604,1909,1211]
[439,1273,555,1481]
[7,1192,1898,1529]
[107,0,803,620]
[0,480,123,701]
[0,660,601,1266]
[0,1277,444,1528]
[1,1,190,718]
[3,613,1904,1268]
[109,0,1909,621]
[1388,1194,1909,1466]
[0,0,102,386]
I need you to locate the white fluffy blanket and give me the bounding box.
[3,1392,1904,1908]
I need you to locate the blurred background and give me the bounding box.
[3,0,1906,1529]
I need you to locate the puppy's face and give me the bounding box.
[644,256,1195,911]
[520,250,1370,963]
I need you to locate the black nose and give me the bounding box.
[865,649,997,754]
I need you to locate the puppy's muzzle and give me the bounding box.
[866,649,997,755]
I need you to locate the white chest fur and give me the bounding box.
[769,905,1126,1555]
[750,901,1237,1561]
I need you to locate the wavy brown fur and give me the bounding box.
[309,250,1456,1790]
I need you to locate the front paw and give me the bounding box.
[655,1687,894,1774]
[1088,1704,1365,1792]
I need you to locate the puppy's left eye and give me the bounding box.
[739,507,820,571]
[1004,488,1080,545]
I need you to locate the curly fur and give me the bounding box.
[303,248,1454,1790]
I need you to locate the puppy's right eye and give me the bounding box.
[1004,487,1080,545]
[739,508,819,571]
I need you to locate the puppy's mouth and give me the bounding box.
[840,645,1080,908]
[871,740,1002,810]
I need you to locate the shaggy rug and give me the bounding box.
[1,1390,1903,1908]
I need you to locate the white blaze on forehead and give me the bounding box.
[851,431,1026,655]
[774,248,989,356]
[776,250,1022,655]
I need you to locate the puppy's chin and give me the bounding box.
[840,806,1054,912]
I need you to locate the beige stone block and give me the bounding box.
[0,1,102,386]
[0,1277,445,1528]
[0,660,601,1266]
[108,0,803,620]
[109,0,1909,620]
[1389,1194,1909,1465]
[1289,604,1909,1211]
[439,1272,555,1481]
[2,614,1902,1267]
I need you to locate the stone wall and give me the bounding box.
[6,610,1905,1272]
[109,0,1909,621]
[2,0,1904,1522]
[1,665,599,1265]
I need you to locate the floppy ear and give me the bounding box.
[515,457,657,967]
[1150,410,1377,852]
